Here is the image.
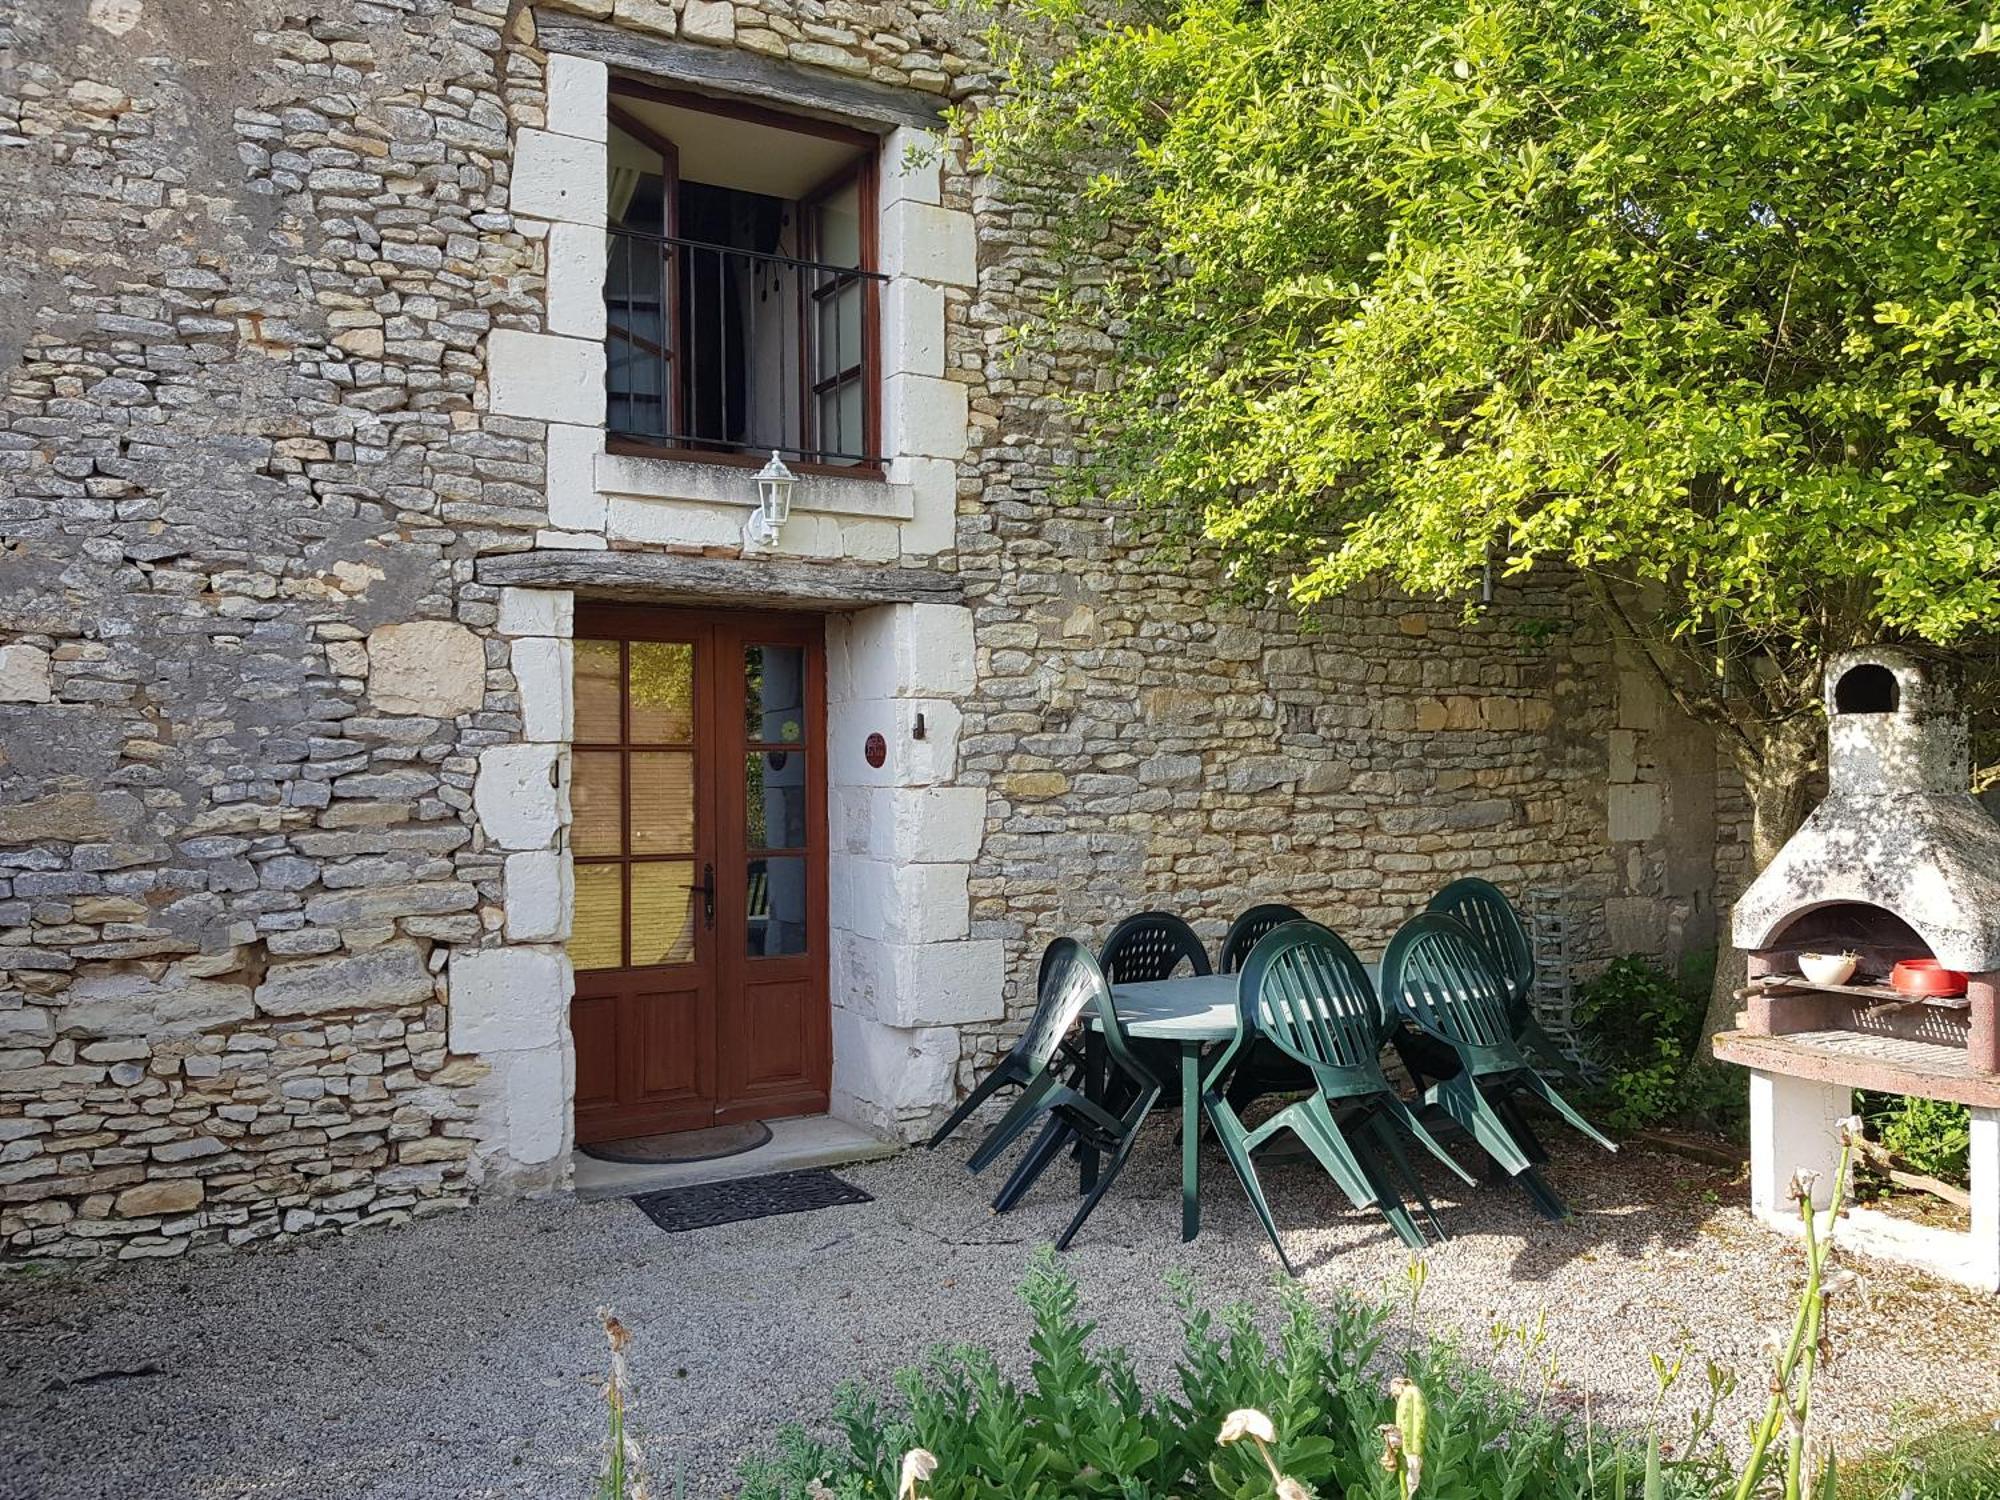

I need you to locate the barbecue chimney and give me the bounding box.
[1733,648,2000,977]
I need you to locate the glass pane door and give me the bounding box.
[568,637,701,972]
[743,643,809,958]
[569,607,828,1142]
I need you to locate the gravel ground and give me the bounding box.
[5,1132,1998,1500]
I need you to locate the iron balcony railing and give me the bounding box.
[605,227,886,468]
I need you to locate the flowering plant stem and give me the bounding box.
[1730,1135,1855,1500]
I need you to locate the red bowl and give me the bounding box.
[1890,958,1967,998]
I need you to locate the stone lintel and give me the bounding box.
[475,549,962,611]
[536,17,947,134]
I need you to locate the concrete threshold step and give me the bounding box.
[572,1114,900,1202]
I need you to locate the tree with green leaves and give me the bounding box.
[971,0,2000,871]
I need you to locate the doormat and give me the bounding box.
[630,1168,874,1233]
[580,1121,773,1165]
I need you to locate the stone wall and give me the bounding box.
[0,0,1724,1260]
[0,0,554,1258]
[949,544,1641,1082]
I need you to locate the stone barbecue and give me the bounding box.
[1715,648,2000,1290]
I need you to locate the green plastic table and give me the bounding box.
[1090,965,1381,1242]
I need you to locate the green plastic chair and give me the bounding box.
[961,938,1164,1250]
[997,910,1210,1213]
[1098,909,1212,983]
[1214,903,1316,1114]
[1218,903,1307,974]
[1406,880,1581,1168]
[1202,921,1475,1270]
[1380,913,1617,1221]
[1094,909,1211,1115]
[927,940,1088,1152]
[1424,878,1577,1078]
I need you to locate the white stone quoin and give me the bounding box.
[824,603,996,1135]
[496,586,572,640]
[510,127,607,224]
[449,946,575,1189]
[545,222,609,340]
[511,636,572,744]
[543,53,607,143]
[503,851,572,943]
[474,743,563,851]
[450,946,571,1055]
[488,329,606,428]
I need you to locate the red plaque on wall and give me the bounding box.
[863,732,887,769]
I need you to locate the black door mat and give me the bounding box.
[580,1120,773,1165]
[630,1168,874,1233]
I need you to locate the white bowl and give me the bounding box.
[1798,952,1858,987]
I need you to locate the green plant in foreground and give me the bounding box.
[731,1126,1898,1499]
[1727,1120,1861,1500]
[739,1249,1710,1499]
[596,1306,655,1500]
[617,1117,1912,1497]
[1844,1413,2000,1499]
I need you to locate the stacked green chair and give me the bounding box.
[1216,902,1315,1112]
[1093,909,1211,1122]
[1380,913,1617,1221]
[959,937,1164,1249]
[983,910,1209,1215]
[1203,920,1475,1271]
[1425,878,1576,1078]
[1404,879,1580,1173]
[1218,903,1307,974]
[926,940,1088,1152]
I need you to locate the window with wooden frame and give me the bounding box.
[604,80,884,476]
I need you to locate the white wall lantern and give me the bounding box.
[744,450,797,549]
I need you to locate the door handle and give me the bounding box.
[699,863,715,930]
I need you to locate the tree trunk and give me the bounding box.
[1691,718,1823,1074]
[1745,735,1819,874]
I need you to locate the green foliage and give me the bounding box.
[1843,1415,2000,1500]
[1858,1091,1973,1183]
[737,1249,1730,1500]
[1575,956,1741,1136]
[727,1239,1994,1499]
[972,0,2000,796]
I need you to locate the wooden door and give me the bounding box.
[569,607,829,1144]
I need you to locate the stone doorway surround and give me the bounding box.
[457,580,996,1190]
[824,603,1001,1135]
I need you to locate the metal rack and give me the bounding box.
[1526,886,1583,1063]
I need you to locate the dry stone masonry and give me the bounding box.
[0,0,1726,1259]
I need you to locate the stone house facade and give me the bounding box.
[0,0,1725,1259]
